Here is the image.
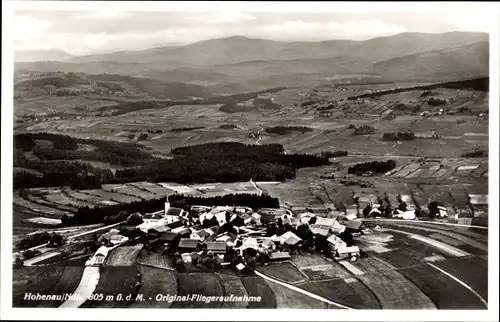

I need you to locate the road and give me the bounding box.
[255,126,264,145]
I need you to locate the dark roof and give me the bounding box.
[166,220,183,229]
[206,242,227,252]
[166,207,183,217]
[178,238,199,249]
[159,232,179,242]
[284,236,302,246]
[341,220,363,230]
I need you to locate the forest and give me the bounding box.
[348,160,397,175]
[14,135,329,189]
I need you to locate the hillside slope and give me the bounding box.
[370,41,489,80]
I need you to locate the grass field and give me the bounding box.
[217,274,250,309]
[351,257,436,309]
[301,262,352,281]
[431,257,488,301]
[291,253,331,268]
[264,279,327,309]
[130,265,178,308]
[106,244,143,266]
[12,258,85,308]
[136,250,174,270]
[258,261,308,284]
[400,264,486,309]
[300,279,380,309]
[241,276,277,309]
[82,266,140,308]
[171,273,224,309]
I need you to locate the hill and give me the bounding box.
[15,50,74,63]
[370,41,489,80]
[64,32,488,66]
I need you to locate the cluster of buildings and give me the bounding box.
[108,199,366,270]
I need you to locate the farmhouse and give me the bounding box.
[215,232,238,244]
[206,242,227,254]
[164,201,185,224]
[251,213,262,225]
[190,229,211,241]
[341,220,363,233]
[159,232,180,245]
[327,234,347,251]
[177,238,200,253]
[337,246,361,260]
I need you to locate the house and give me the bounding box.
[327,234,347,251]
[171,226,191,237]
[341,220,363,232]
[177,239,200,253]
[166,220,184,230]
[346,206,358,217]
[260,239,276,250]
[310,226,330,237]
[137,219,167,234]
[158,232,179,245]
[164,201,185,224]
[269,251,291,262]
[206,242,227,254]
[98,230,128,245]
[368,208,382,217]
[148,225,170,237]
[315,217,336,227]
[277,231,302,246]
[240,237,259,250]
[299,212,315,225]
[330,220,347,235]
[251,213,262,226]
[190,229,211,241]
[392,209,416,220]
[437,206,448,218]
[236,263,246,271]
[337,246,361,260]
[215,232,238,244]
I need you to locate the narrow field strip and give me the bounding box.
[427,263,488,308]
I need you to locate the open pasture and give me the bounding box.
[217,274,250,309]
[171,273,225,309]
[258,261,308,284]
[241,276,277,309]
[137,250,174,270]
[351,257,436,309]
[82,266,140,308]
[130,266,177,308]
[106,244,144,267]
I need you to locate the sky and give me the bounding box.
[13,8,493,56]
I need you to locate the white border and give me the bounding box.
[1,2,499,321]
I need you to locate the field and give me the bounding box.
[348,257,436,309]
[240,276,277,308]
[217,274,250,309]
[299,278,380,309]
[258,261,308,284]
[264,279,327,309]
[130,265,178,308]
[106,244,143,266]
[171,273,225,309]
[12,258,86,308]
[400,264,487,309]
[137,250,174,270]
[81,266,140,308]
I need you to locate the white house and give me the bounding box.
[164,201,184,224]
[251,213,262,226]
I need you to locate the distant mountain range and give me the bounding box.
[15,49,74,63]
[14,32,489,92]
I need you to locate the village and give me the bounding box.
[85,198,371,273]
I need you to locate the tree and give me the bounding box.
[428,201,439,218]
[13,256,24,269]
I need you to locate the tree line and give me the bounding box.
[348,160,397,175]
[14,138,329,189]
